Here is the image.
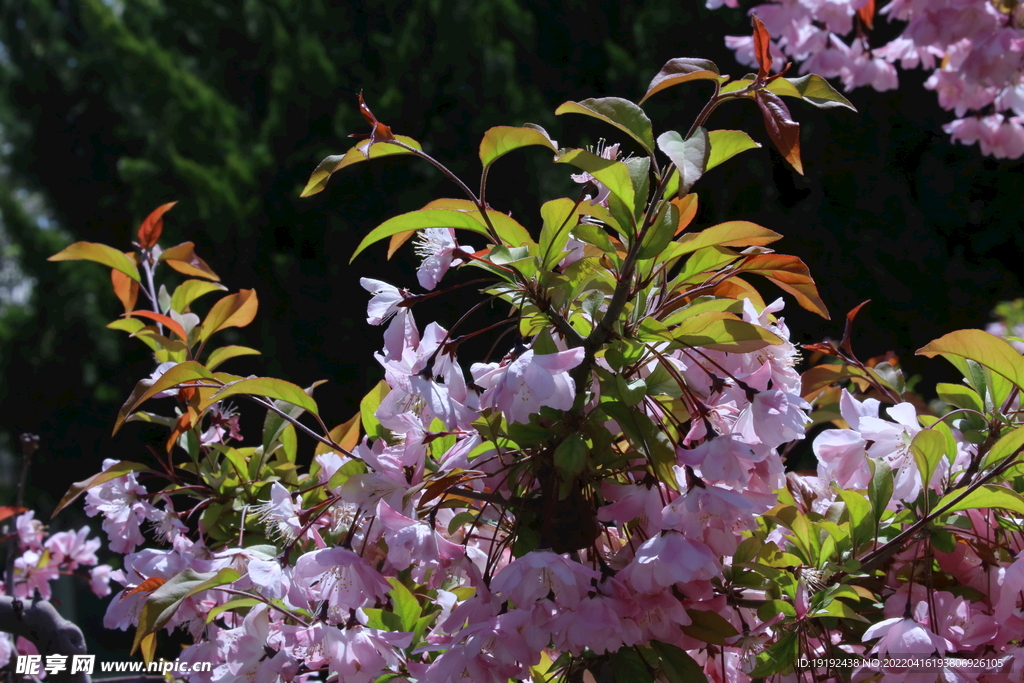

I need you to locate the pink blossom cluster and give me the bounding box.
[0,511,111,668]
[713,0,1024,158]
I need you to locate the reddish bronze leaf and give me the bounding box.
[128,310,189,343]
[0,506,27,524]
[137,202,177,249]
[752,15,773,80]
[111,265,140,314]
[755,90,804,175]
[120,576,167,602]
[734,253,828,318]
[840,300,871,359]
[350,91,397,154]
[858,0,875,30]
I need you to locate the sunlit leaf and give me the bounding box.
[170,279,228,313]
[479,125,558,168]
[315,413,361,456]
[199,289,259,342]
[918,329,1024,392]
[114,361,218,433]
[52,461,152,518]
[734,254,829,318]
[205,377,319,415]
[554,97,655,153]
[641,57,723,104]
[49,241,141,282]
[301,135,423,197]
[675,313,783,353]
[675,220,781,256]
[354,209,500,261]
[204,345,260,372]
[752,15,773,79]
[707,130,762,170]
[133,568,218,654]
[981,424,1024,469]
[159,242,221,281]
[673,193,698,236]
[111,266,140,314]
[911,429,945,491]
[554,148,635,211]
[128,310,189,343]
[937,484,1024,516]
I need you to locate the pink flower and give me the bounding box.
[570,140,620,207]
[618,532,719,594]
[360,278,408,325]
[490,550,599,610]
[252,482,304,542]
[321,625,411,683]
[470,347,585,424]
[15,511,44,551]
[863,616,951,657]
[83,458,158,554]
[14,550,59,600]
[290,548,391,622]
[90,564,112,597]
[377,500,465,586]
[415,228,475,290]
[549,580,642,655]
[45,527,100,569]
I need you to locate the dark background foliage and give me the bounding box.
[0,0,1021,660]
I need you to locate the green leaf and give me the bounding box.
[554,97,655,153]
[675,221,781,256]
[479,125,558,168]
[707,130,761,171]
[651,641,707,683]
[911,429,946,491]
[539,198,578,270]
[327,459,367,490]
[982,425,1024,469]
[609,646,655,683]
[681,609,739,645]
[868,459,893,523]
[918,329,1024,393]
[555,148,635,210]
[115,361,218,433]
[784,74,857,111]
[301,136,423,197]
[747,631,799,677]
[133,569,218,654]
[204,377,319,415]
[937,484,1024,516]
[656,128,709,195]
[361,380,391,441]
[835,488,873,550]
[49,241,141,282]
[261,380,327,455]
[641,57,723,104]
[387,578,422,632]
[674,314,783,353]
[52,461,152,518]
[206,598,260,624]
[205,345,261,371]
[602,402,677,490]
[637,201,679,260]
[184,568,241,599]
[572,222,617,254]
[554,434,588,478]
[170,279,228,313]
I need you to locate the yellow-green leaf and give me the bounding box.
[170,279,228,313]
[982,424,1024,469]
[301,135,422,197]
[707,130,762,171]
[911,429,945,490]
[479,125,558,168]
[49,241,141,282]
[918,330,1024,392]
[675,313,783,353]
[554,97,655,153]
[315,413,361,456]
[937,484,1024,516]
[675,221,782,255]
[784,74,856,111]
[352,209,495,261]
[204,377,319,415]
[115,361,218,433]
[554,148,635,210]
[205,345,261,371]
[52,461,152,518]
